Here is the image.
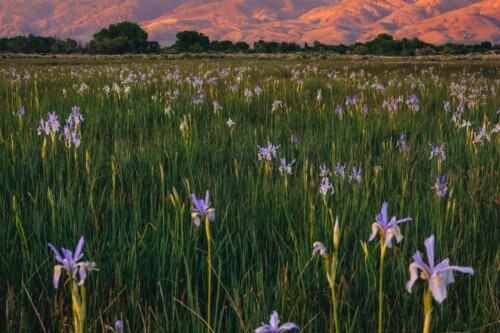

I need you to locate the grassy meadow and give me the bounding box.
[0,55,499,332]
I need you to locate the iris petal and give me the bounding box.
[407,262,425,293]
[412,251,431,273]
[74,236,85,261]
[255,324,272,333]
[368,223,383,242]
[48,243,64,264]
[204,190,210,207]
[424,235,435,269]
[270,311,279,329]
[443,265,475,275]
[278,322,301,331]
[429,272,447,304]
[393,226,403,243]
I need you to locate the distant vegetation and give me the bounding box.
[0,21,498,56]
[86,21,160,54]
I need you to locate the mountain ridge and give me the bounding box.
[0,0,498,45]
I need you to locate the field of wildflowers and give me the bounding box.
[1,55,499,332]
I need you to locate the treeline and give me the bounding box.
[0,35,82,54]
[0,22,160,55]
[1,22,498,56]
[169,31,498,56]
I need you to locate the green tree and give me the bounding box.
[254,40,271,53]
[209,40,234,52]
[0,38,7,52]
[173,31,210,52]
[268,41,279,53]
[277,42,301,53]
[480,41,492,50]
[332,44,349,54]
[89,21,150,54]
[378,39,403,55]
[219,40,234,52]
[234,41,250,53]
[146,41,161,54]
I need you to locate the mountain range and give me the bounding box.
[0,0,498,45]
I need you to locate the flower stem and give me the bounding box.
[71,281,85,333]
[205,216,212,333]
[423,288,432,333]
[378,243,386,333]
[332,252,339,333]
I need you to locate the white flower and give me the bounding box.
[312,242,328,258]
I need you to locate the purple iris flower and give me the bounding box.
[255,311,299,333]
[62,117,82,148]
[443,101,450,112]
[407,235,474,304]
[384,99,399,115]
[431,174,447,197]
[362,104,369,115]
[319,163,331,178]
[38,111,61,135]
[48,236,97,288]
[279,158,296,176]
[254,86,263,96]
[349,167,362,183]
[335,104,343,116]
[18,106,25,117]
[69,106,84,126]
[290,134,299,145]
[473,125,491,144]
[37,119,47,135]
[245,88,254,100]
[406,94,420,112]
[115,320,124,332]
[334,162,346,180]
[429,143,446,161]
[389,99,399,113]
[258,141,280,161]
[48,111,59,128]
[71,131,82,148]
[396,133,410,154]
[191,94,205,106]
[319,177,334,197]
[191,190,215,227]
[368,202,412,249]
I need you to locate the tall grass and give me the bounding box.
[0,56,498,332]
